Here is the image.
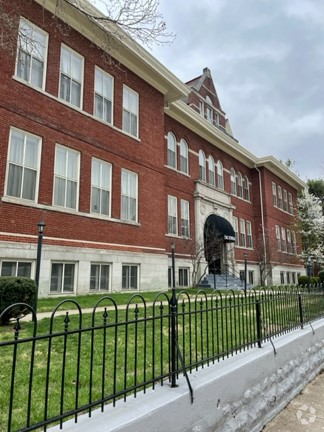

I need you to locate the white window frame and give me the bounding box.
[244,176,250,201]
[287,229,292,253]
[53,144,80,210]
[233,216,239,246]
[0,260,32,277]
[168,195,178,235]
[122,85,139,137]
[208,155,215,186]
[91,158,112,217]
[288,192,294,214]
[59,44,84,108]
[94,66,114,124]
[90,263,110,291]
[292,231,297,254]
[50,262,76,293]
[246,221,253,249]
[5,127,41,202]
[217,160,224,190]
[230,168,236,195]
[237,172,243,198]
[179,139,188,174]
[283,189,288,212]
[240,219,246,247]
[167,132,177,169]
[276,225,281,251]
[121,169,138,222]
[122,264,139,290]
[179,268,190,287]
[277,186,283,209]
[15,17,48,90]
[272,182,277,207]
[281,227,287,252]
[199,150,206,182]
[181,199,190,238]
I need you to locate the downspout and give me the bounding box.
[255,165,267,285]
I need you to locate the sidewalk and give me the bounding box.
[264,371,324,431]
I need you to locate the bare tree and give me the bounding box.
[0,0,175,57]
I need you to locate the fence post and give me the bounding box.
[256,299,262,348]
[298,293,304,329]
[170,242,178,388]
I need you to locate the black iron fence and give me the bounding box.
[1,285,324,431]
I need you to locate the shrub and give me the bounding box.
[318,270,324,283]
[0,277,36,325]
[298,275,310,286]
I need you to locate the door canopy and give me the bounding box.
[204,214,236,243]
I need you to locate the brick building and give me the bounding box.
[0,0,305,296]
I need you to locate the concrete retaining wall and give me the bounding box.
[50,319,324,432]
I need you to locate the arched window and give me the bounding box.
[208,155,215,186]
[230,168,236,195]
[199,150,206,182]
[167,132,177,169]
[217,160,224,190]
[179,139,188,174]
[244,176,250,201]
[237,172,243,198]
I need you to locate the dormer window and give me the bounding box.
[206,96,213,124]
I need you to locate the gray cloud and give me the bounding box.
[152,0,324,180]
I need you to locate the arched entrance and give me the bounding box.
[204,214,236,274]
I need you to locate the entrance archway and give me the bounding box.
[204,214,235,274]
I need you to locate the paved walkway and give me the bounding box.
[264,371,324,431]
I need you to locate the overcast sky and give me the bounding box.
[150,0,324,182]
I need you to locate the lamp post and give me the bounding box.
[244,252,248,294]
[307,257,311,287]
[213,256,216,290]
[170,242,178,387]
[35,220,45,315]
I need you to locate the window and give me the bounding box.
[248,270,254,285]
[91,158,111,216]
[16,18,48,89]
[208,156,215,186]
[0,261,32,277]
[60,45,83,108]
[240,219,246,247]
[53,145,80,209]
[230,168,236,195]
[181,199,190,238]
[121,169,138,222]
[286,271,291,285]
[233,216,239,246]
[237,172,243,198]
[283,189,288,212]
[246,221,253,248]
[94,67,113,124]
[50,263,75,293]
[287,230,292,253]
[90,264,110,291]
[167,132,177,169]
[6,128,41,201]
[179,268,189,287]
[217,160,224,190]
[206,96,213,123]
[292,272,296,284]
[272,182,277,207]
[275,225,281,251]
[199,150,206,182]
[288,193,294,214]
[123,85,139,137]
[281,227,287,252]
[277,186,283,209]
[244,176,250,201]
[292,231,297,254]
[122,264,138,290]
[168,195,177,235]
[280,272,285,285]
[199,101,204,115]
[179,139,188,174]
